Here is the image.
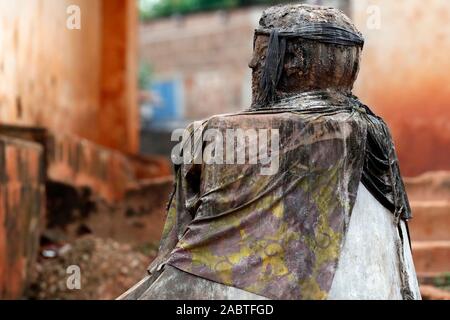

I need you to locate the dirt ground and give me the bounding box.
[26,236,157,300]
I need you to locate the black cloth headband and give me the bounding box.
[255,22,365,47]
[256,22,364,106]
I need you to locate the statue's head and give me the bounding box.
[249,4,364,107]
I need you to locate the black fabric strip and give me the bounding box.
[361,104,412,220]
[256,22,365,47]
[259,30,287,105]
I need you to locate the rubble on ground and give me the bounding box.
[26,236,156,300]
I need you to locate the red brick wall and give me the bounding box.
[0,136,45,299]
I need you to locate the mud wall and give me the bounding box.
[0,0,138,153]
[352,0,450,176]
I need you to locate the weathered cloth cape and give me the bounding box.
[148,90,412,300]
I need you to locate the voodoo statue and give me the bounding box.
[120,4,421,300]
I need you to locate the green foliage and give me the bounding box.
[139,0,288,20]
[139,61,153,89]
[433,272,450,289]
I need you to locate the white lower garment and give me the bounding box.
[328,183,421,300]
